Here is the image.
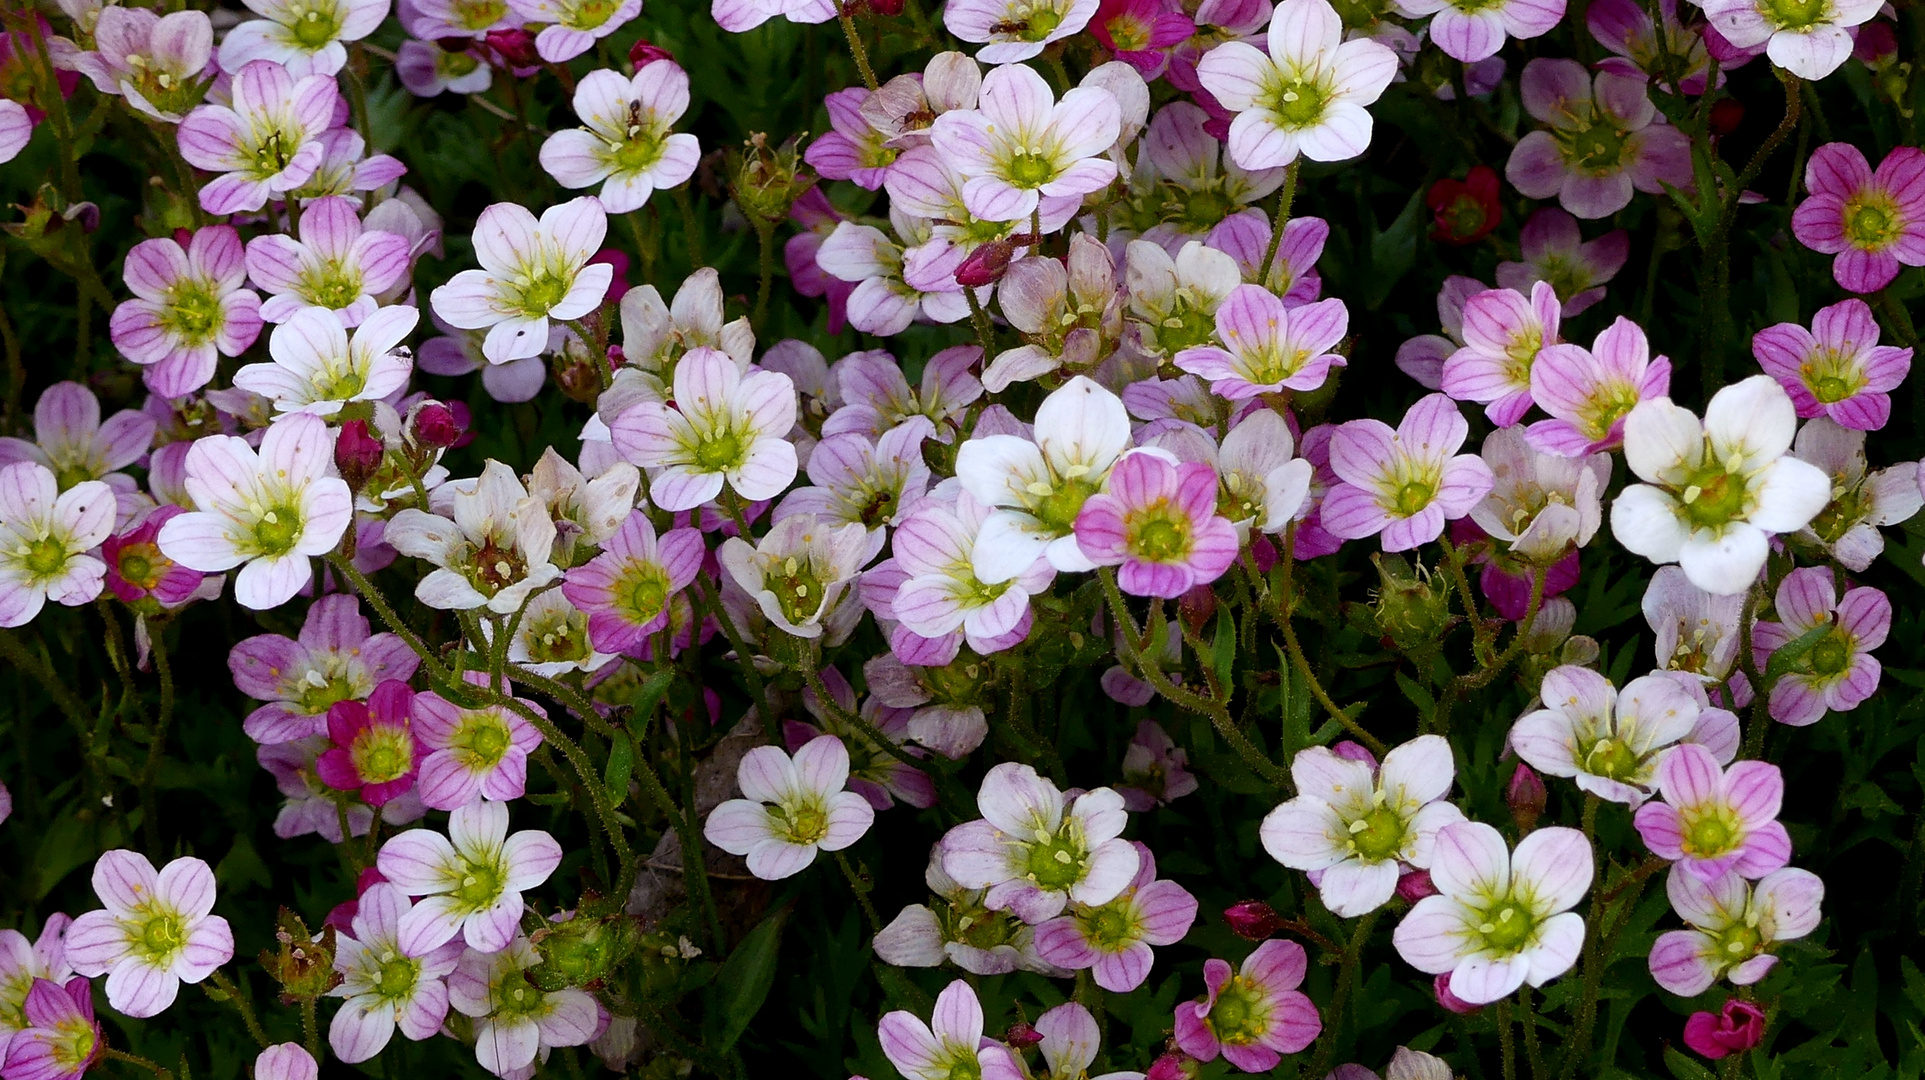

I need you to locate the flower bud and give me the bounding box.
[1683,1000,1765,1060]
[1223,900,1281,941]
[527,915,639,992]
[1507,763,1546,834]
[485,27,540,68]
[1395,868,1436,903]
[408,400,462,450]
[628,37,674,67]
[1145,1052,1196,1080]
[1370,553,1453,655]
[258,910,341,1003]
[1854,19,1898,69]
[334,419,384,492]
[955,239,1016,287]
[1433,973,1481,1015]
[1708,98,1745,138]
[731,132,815,227]
[1004,1021,1043,1049]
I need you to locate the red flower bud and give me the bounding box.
[1223,900,1281,941]
[1004,1021,1043,1049]
[629,37,675,67]
[1683,1000,1765,1060]
[1145,1053,1195,1080]
[955,239,1016,287]
[485,27,540,68]
[1425,164,1502,246]
[867,0,905,15]
[1508,762,1547,833]
[1854,19,1898,68]
[408,401,462,450]
[1434,973,1482,1015]
[333,419,384,491]
[1709,98,1745,138]
[1395,868,1436,903]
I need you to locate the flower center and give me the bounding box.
[164,281,223,344]
[1267,75,1328,127]
[564,0,622,28]
[693,430,745,472]
[1006,150,1056,189]
[118,545,163,590]
[351,725,414,784]
[1023,831,1087,891]
[1394,481,1435,518]
[1715,921,1762,961]
[1030,474,1102,534]
[252,503,305,556]
[1105,13,1152,49]
[1128,510,1190,563]
[523,610,592,665]
[612,131,663,174]
[1564,124,1628,173]
[1008,3,1064,41]
[1678,468,1749,530]
[1845,200,1897,248]
[1807,628,1851,676]
[1581,736,1642,781]
[140,911,188,959]
[767,556,827,627]
[1346,805,1406,861]
[1477,900,1536,952]
[1681,807,1740,858]
[373,952,420,998]
[302,265,363,311]
[297,670,357,714]
[454,0,507,29]
[19,535,68,579]
[452,857,504,909]
[253,129,297,178]
[616,564,671,625]
[493,977,547,1018]
[771,800,829,845]
[1207,979,1269,1045]
[1762,0,1829,31]
[515,271,572,318]
[453,713,513,768]
[468,536,526,593]
[1081,901,1137,950]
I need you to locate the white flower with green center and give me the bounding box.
[719,513,871,640]
[219,0,389,76]
[1610,375,1832,596]
[1648,866,1823,996]
[428,196,613,365]
[63,851,235,1018]
[508,0,642,62]
[1195,0,1399,170]
[608,345,799,512]
[1392,821,1593,1005]
[1698,0,1879,79]
[327,883,463,1063]
[498,588,617,675]
[448,936,600,1076]
[376,799,563,954]
[929,63,1120,224]
[1510,666,1708,807]
[0,462,114,628]
[941,762,1140,924]
[704,736,877,881]
[384,459,562,614]
[234,305,418,418]
[539,62,702,214]
[157,412,354,611]
[1123,239,1243,358]
[1261,736,1466,917]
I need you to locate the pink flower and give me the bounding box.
[376,800,563,954]
[1750,566,1888,727]
[1174,288,1347,399]
[1587,0,1717,95]
[1033,842,1199,991]
[1394,0,1562,63]
[316,679,421,808]
[110,226,262,398]
[1648,866,1822,996]
[1173,939,1321,1072]
[803,86,899,190]
[877,981,1022,1080]
[447,936,601,1075]
[0,463,115,628]
[1440,282,1561,427]
[1683,1000,1766,1060]
[539,62,701,213]
[176,60,338,215]
[243,197,412,326]
[64,852,234,1018]
[609,346,798,511]
[1793,143,1925,294]
[0,978,100,1080]
[326,883,463,1062]
[941,763,1139,924]
[1697,0,1877,78]
[66,7,213,123]
[1632,744,1791,881]
[103,506,205,608]
[943,0,1098,63]
[228,593,419,744]
[1497,208,1630,318]
[428,197,613,365]
[0,382,155,522]
[250,1044,316,1080]
[1074,453,1240,598]
[1506,59,1691,220]
[1204,209,1326,300]
[412,674,544,810]
[0,918,74,1060]
[507,0,641,61]
[560,508,706,654]
[703,736,876,881]
[930,63,1119,223]
[1091,0,1197,78]
[1753,299,1911,430]
[1117,720,1199,811]
[1322,394,1495,551]
[1525,316,1671,456]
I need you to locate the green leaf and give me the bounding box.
[703,911,787,1053]
[604,729,635,804]
[1212,607,1236,691]
[1665,1046,1718,1080]
[1764,622,1833,682]
[1395,671,1436,716]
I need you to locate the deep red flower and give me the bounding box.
[1427,165,1502,246]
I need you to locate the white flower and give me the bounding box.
[385,460,562,613]
[1509,666,1704,807]
[233,305,417,417]
[1216,409,1314,534]
[1789,417,1922,571]
[718,514,871,639]
[1470,425,1609,561]
[929,63,1119,223]
[428,197,613,365]
[0,463,114,627]
[608,346,799,512]
[703,736,876,880]
[538,62,701,214]
[1610,375,1831,595]
[219,0,388,76]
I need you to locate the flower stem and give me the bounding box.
[838,7,879,91]
[1519,985,1546,1080]
[206,970,271,1048]
[1258,161,1301,292]
[1499,997,1517,1080]
[964,287,998,358]
[327,555,447,681]
[834,851,882,934]
[103,1048,175,1080]
[1275,532,1386,756]
[631,727,726,950]
[139,628,177,853]
[1307,909,1379,1078]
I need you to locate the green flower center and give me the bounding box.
[303,266,362,311]
[1679,468,1749,530]
[1014,4,1063,41]
[253,130,296,177]
[440,50,480,78]
[612,133,663,175]
[1267,76,1328,127]
[1762,0,1829,31]
[1682,808,1739,857]
[282,2,341,47]
[1031,475,1101,534]
[373,952,420,998]
[1023,831,1087,891]
[941,1057,983,1080]
[141,911,187,958]
[50,1020,96,1072]
[252,504,305,556]
[452,858,504,909]
[1129,511,1189,563]
[1582,737,1642,781]
[1478,901,1536,952]
[298,673,356,715]
[1846,201,1897,248]
[165,281,223,344]
[1715,922,1762,961]
[694,431,745,472]
[771,800,829,845]
[467,537,526,594]
[454,0,507,30]
[1006,151,1056,189]
[516,271,572,318]
[1249,343,1312,386]
[1106,13,1152,49]
[618,565,671,625]
[1439,194,1490,239]
[119,546,161,589]
[493,977,547,1019]
[1394,481,1435,517]
[1207,979,1268,1045]
[1348,806,1406,861]
[523,611,591,665]
[768,557,828,627]
[1807,629,1851,676]
[565,0,621,28]
[1082,901,1137,950]
[453,713,513,768]
[1564,124,1628,173]
[1800,347,1862,403]
[20,536,69,578]
[351,726,414,784]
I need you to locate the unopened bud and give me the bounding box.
[1708,98,1744,138]
[628,37,674,67]
[1003,1021,1042,1049]
[1508,763,1547,834]
[1145,1052,1195,1080]
[1684,999,1766,1060]
[485,27,539,68]
[1854,19,1898,69]
[955,240,1015,287]
[1434,973,1481,1015]
[408,401,462,450]
[334,419,384,491]
[1223,900,1280,941]
[1395,868,1436,903]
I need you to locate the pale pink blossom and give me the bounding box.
[1751,565,1888,727]
[64,852,234,1018]
[176,60,338,215]
[1633,744,1792,881]
[1322,394,1495,551]
[110,226,263,398]
[703,736,876,880]
[376,800,563,954]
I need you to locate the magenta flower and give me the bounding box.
[376,800,563,954]
[316,680,421,808]
[1074,453,1240,598]
[802,86,898,191]
[1394,0,1562,63]
[110,226,262,398]
[176,60,338,215]
[1633,744,1791,882]
[1440,281,1561,427]
[1753,298,1911,430]
[1033,842,1199,992]
[64,852,234,1018]
[1174,289,1347,399]
[1683,1000,1766,1060]
[0,918,73,1059]
[1506,59,1691,220]
[1525,316,1672,456]
[1174,939,1321,1072]
[1092,0,1196,78]
[1793,144,1925,294]
[1,978,100,1080]
[559,508,706,654]
[103,506,205,609]
[228,593,419,744]
[1322,394,1495,551]
[1497,208,1631,318]
[1750,566,1888,727]
[412,678,544,811]
[243,197,411,326]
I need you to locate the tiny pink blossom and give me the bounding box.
[1633,744,1792,881]
[1648,866,1822,996]
[1440,281,1561,427]
[176,60,338,215]
[1032,842,1199,992]
[1496,208,1631,318]
[1,977,101,1080]
[228,592,419,744]
[1395,0,1563,63]
[877,981,1022,1080]
[327,882,464,1062]
[0,463,115,628]
[376,800,563,954]
[412,675,544,810]
[110,225,262,398]
[1750,566,1888,727]
[63,852,234,1018]
[1526,316,1672,456]
[1753,299,1911,430]
[560,508,706,654]
[316,679,421,808]
[1173,939,1321,1072]
[941,763,1138,924]
[1322,394,1495,551]
[1173,288,1347,398]
[703,735,876,881]
[1791,143,1925,294]
[1074,453,1240,598]
[243,196,412,326]
[1506,59,1691,220]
